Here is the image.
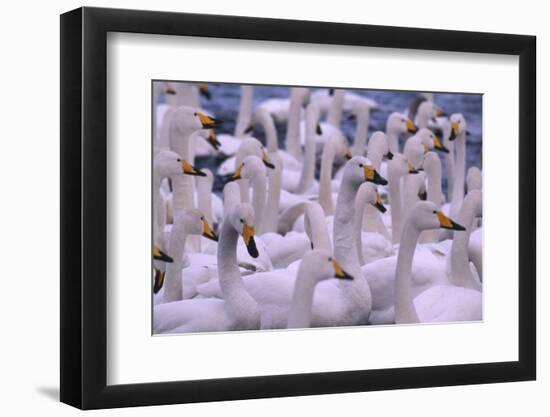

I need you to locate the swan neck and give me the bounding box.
[234,86,254,137]
[262,155,282,234]
[296,108,318,193]
[352,111,370,156]
[305,203,331,252]
[394,220,421,323]
[388,168,403,244]
[450,132,466,218]
[285,89,304,160]
[287,267,317,328]
[163,225,188,303]
[318,141,335,215]
[327,90,345,127]
[450,194,478,288]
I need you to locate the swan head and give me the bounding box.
[367,131,392,160]
[449,113,466,140]
[416,128,449,154]
[152,244,173,263]
[358,182,387,213]
[177,209,218,242]
[344,156,388,186]
[408,201,466,232]
[389,153,419,177]
[417,100,446,121]
[172,106,224,133]
[228,155,266,183]
[300,250,354,283]
[387,112,418,135]
[154,150,206,178]
[229,203,259,258]
[236,138,275,170]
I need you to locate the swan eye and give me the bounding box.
[240,219,244,223]
[328,257,332,262]
[359,164,363,168]
[177,158,181,162]
[433,210,437,214]
[200,216,204,220]
[193,112,197,116]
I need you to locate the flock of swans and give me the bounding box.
[152,82,483,334]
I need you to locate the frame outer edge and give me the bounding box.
[60,7,84,409]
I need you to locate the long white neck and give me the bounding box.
[287,266,318,328]
[234,86,254,137]
[417,110,430,129]
[261,154,282,234]
[196,170,214,225]
[318,140,336,215]
[327,90,345,127]
[421,158,442,243]
[394,218,421,323]
[152,171,164,244]
[352,110,370,156]
[403,174,423,213]
[249,174,267,234]
[169,118,195,215]
[234,149,250,204]
[442,125,455,201]
[256,108,278,153]
[450,191,481,289]
[386,123,400,154]
[157,107,175,150]
[333,176,371,322]
[285,88,304,160]
[388,166,404,244]
[223,182,241,217]
[295,105,319,193]
[217,219,258,323]
[304,202,331,252]
[162,218,189,303]
[353,184,371,265]
[450,131,466,219]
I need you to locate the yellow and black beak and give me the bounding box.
[262,149,275,169]
[433,136,449,153]
[373,192,387,213]
[205,129,222,151]
[316,123,323,135]
[408,161,419,174]
[196,111,223,128]
[332,259,354,280]
[202,218,218,242]
[244,122,254,135]
[226,163,244,183]
[153,268,166,294]
[449,121,460,141]
[437,211,466,231]
[385,151,394,160]
[180,159,207,177]
[242,224,259,258]
[406,119,418,134]
[199,84,211,100]
[364,165,388,185]
[153,245,173,263]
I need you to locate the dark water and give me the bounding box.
[163,84,482,195]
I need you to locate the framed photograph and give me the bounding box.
[60,6,536,409]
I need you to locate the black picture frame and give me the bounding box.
[60,6,536,410]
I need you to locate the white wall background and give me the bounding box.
[0,0,544,415]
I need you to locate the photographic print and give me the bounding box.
[152,81,482,334]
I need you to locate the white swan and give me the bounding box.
[287,250,354,329]
[154,204,261,333]
[449,113,467,219]
[353,182,393,265]
[394,201,481,324]
[159,209,218,303]
[419,152,443,243]
[310,88,379,117]
[415,100,446,129]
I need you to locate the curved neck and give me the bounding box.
[450,131,466,218]
[285,88,304,160]
[386,124,400,154]
[352,111,370,156]
[318,140,336,215]
[443,129,455,201]
[261,154,282,234]
[450,193,479,288]
[305,203,331,252]
[327,90,345,127]
[223,182,241,217]
[256,108,278,153]
[296,106,319,193]
[353,185,370,265]
[217,218,258,322]
[287,266,317,328]
[420,162,442,243]
[162,219,188,303]
[234,85,254,137]
[394,219,421,323]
